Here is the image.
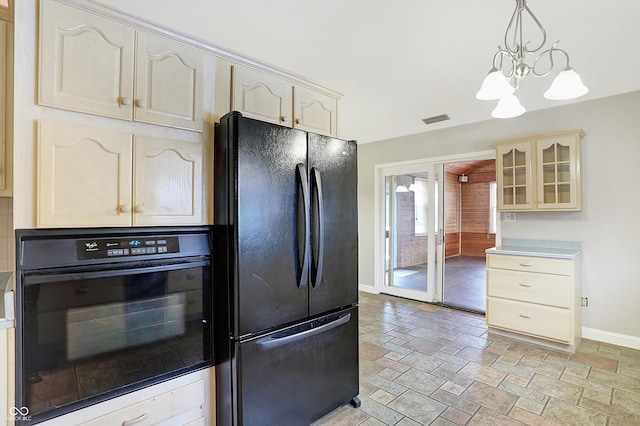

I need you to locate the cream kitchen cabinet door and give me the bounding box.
[495,140,534,210]
[39,0,204,131]
[231,64,294,127]
[38,121,204,227]
[536,134,581,210]
[293,85,338,137]
[133,136,203,226]
[38,120,134,227]
[0,19,12,197]
[39,0,135,121]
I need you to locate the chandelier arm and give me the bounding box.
[522,1,547,54]
[531,44,570,78]
[492,49,517,79]
[504,1,521,55]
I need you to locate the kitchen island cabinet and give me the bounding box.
[37,120,203,227]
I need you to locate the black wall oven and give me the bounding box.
[15,227,213,424]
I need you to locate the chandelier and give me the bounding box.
[476,0,588,118]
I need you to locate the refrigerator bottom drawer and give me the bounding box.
[238,306,359,426]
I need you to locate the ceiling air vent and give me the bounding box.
[422,114,450,126]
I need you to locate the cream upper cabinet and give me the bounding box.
[38,120,133,227]
[536,135,581,210]
[231,64,293,127]
[39,0,204,132]
[230,63,339,136]
[495,141,534,210]
[293,85,338,136]
[494,129,583,212]
[133,136,203,226]
[38,120,204,228]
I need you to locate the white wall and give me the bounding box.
[358,91,640,345]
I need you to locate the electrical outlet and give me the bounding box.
[581,297,589,307]
[504,212,517,222]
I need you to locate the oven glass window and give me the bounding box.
[21,264,211,419]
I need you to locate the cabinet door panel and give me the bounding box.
[536,136,580,210]
[231,64,293,127]
[135,32,204,131]
[39,0,134,119]
[293,86,337,136]
[495,141,533,210]
[37,121,133,227]
[133,136,203,225]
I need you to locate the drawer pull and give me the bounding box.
[519,262,533,267]
[122,413,148,426]
[519,313,532,319]
[518,282,532,287]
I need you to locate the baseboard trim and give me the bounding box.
[359,284,377,294]
[582,327,640,350]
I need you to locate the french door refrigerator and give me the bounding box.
[214,111,359,426]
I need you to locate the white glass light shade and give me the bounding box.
[544,68,589,100]
[491,94,526,119]
[407,183,416,192]
[396,185,409,193]
[476,68,515,100]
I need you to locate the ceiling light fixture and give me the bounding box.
[476,0,588,118]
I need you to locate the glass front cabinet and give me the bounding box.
[495,129,584,212]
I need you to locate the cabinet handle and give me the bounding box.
[119,204,131,213]
[134,205,145,213]
[122,413,148,426]
[295,118,302,124]
[280,115,287,122]
[519,262,532,267]
[136,99,147,108]
[518,282,532,287]
[120,97,133,106]
[519,313,532,319]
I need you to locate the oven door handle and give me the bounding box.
[22,260,211,285]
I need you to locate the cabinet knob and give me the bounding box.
[136,99,147,108]
[280,115,287,122]
[120,97,133,106]
[295,118,302,125]
[135,205,145,213]
[119,204,131,213]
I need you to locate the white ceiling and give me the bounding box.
[98,0,640,144]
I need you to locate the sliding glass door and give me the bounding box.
[382,163,444,302]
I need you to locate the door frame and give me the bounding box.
[373,150,496,301]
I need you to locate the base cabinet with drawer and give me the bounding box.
[486,250,582,350]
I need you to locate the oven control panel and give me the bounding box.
[76,236,180,260]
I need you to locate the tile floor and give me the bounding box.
[313,292,640,426]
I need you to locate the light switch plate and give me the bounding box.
[504,212,517,222]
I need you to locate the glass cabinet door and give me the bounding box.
[536,136,580,210]
[496,142,533,210]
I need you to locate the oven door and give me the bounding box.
[17,257,212,423]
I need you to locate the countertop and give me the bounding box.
[486,238,582,259]
[0,270,14,329]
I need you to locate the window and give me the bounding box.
[414,178,437,235]
[489,181,497,234]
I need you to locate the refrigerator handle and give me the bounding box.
[255,313,351,349]
[296,163,310,288]
[310,167,325,288]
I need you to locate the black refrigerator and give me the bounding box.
[213,112,359,425]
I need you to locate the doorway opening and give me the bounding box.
[442,160,496,313]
